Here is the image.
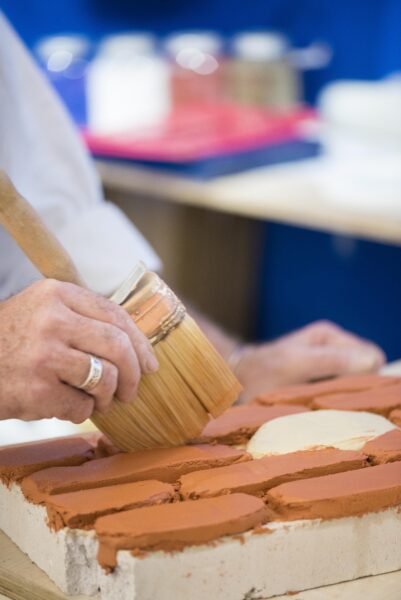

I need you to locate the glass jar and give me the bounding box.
[165,31,224,108]
[227,31,299,109]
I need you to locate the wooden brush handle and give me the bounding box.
[0,171,84,286]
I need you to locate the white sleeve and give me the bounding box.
[0,13,161,297]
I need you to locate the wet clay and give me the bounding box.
[193,404,309,445]
[46,480,176,531]
[255,375,400,407]
[266,461,401,520]
[21,444,249,504]
[312,384,401,415]
[389,409,401,428]
[0,436,94,486]
[362,429,401,464]
[179,448,368,499]
[95,493,267,570]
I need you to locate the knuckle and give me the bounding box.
[100,363,118,396]
[37,278,64,299]
[111,330,131,357]
[114,311,131,335]
[48,310,67,333]
[94,296,122,324]
[110,304,134,335]
[35,307,67,337]
[34,309,50,335]
[313,319,337,333]
[31,343,52,372]
[137,337,153,357]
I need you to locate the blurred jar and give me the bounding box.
[227,32,299,109]
[86,33,170,134]
[35,35,90,126]
[165,32,224,107]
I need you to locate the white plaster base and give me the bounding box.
[0,483,100,596]
[100,507,401,600]
[1,482,401,600]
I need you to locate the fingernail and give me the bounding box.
[145,354,159,373]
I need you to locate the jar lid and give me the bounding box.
[165,31,222,74]
[165,31,223,57]
[232,31,289,62]
[99,33,156,58]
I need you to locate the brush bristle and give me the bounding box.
[91,315,242,451]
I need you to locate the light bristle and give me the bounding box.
[91,315,242,451]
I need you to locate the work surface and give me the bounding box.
[1,530,400,600]
[97,158,401,246]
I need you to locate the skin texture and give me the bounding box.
[0,284,385,424]
[193,311,385,403]
[229,321,385,403]
[0,279,158,422]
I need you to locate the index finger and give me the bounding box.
[59,283,158,374]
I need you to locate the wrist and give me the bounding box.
[227,343,254,375]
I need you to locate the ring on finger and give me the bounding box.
[78,355,103,392]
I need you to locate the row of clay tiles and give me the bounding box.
[254,373,401,412]
[94,458,401,571]
[1,374,401,571]
[2,426,401,570]
[182,374,401,446]
[16,429,401,509]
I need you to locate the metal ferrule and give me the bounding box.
[122,271,186,345]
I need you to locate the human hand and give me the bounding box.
[0,279,158,423]
[232,320,385,403]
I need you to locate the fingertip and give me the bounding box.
[71,399,94,424]
[94,402,112,415]
[116,384,138,404]
[373,347,387,369]
[143,353,159,374]
[346,348,380,374]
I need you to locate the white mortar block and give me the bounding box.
[0,483,100,596]
[2,482,401,600]
[100,507,401,600]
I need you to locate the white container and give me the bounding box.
[317,79,401,210]
[87,33,170,134]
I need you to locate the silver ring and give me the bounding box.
[78,355,103,392]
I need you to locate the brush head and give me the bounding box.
[91,274,241,451]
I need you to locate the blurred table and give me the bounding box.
[97,158,401,339]
[96,158,401,246]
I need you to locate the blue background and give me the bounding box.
[2,0,401,358]
[3,0,401,103]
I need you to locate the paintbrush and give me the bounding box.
[0,172,242,450]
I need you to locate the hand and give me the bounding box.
[233,320,385,403]
[0,279,158,423]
